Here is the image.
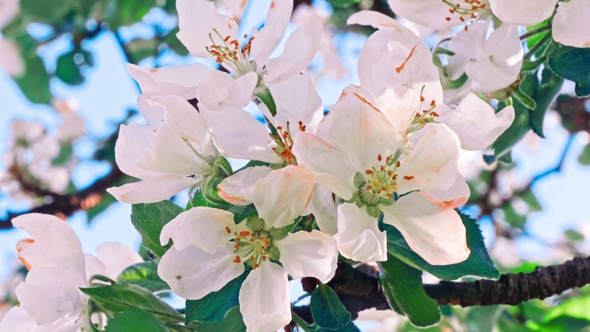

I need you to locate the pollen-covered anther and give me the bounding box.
[225,226,231,234]
[233,256,242,263]
[403,175,415,180]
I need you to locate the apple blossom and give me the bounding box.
[292,90,470,264]
[158,165,338,331]
[0,214,142,331]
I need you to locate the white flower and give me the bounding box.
[552,0,590,48]
[2,214,142,330]
[158,166,338,332]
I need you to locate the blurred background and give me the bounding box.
[1,0,590,330]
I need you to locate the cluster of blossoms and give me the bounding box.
[6,0,588,330]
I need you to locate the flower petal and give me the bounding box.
[0,307,44,331]
[489,0,557,26]
[239,262,290,332]
[107,175,200,204]
[197,71,257,111]
[158,244,244,300]
[248,165,315,228]
[426,174,470,209]
[553,0,590,48]
[251,0,293,65]
[176,0,238,58]
[380,192,469,265]
[265,18,322,84]
[438,94,515,151]
[12,214,86,287]
[160,207,236,254]
[125,63,213,98]
[387,0,476,29]
[95,242,143,280]
[334,203,387,262]
[275,230,337,283]
[305,185,338,235]
[348,10,403,30]
[218,166,272,206]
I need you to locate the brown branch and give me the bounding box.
[293,256,590,324]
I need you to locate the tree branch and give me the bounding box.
[293,256,590,324]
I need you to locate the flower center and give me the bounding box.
[271,121,305,165]
[408,98,440,134]
[359,154,401,205]
[226,227,273,270]
[441,0,488,26]
[206,29,256,76]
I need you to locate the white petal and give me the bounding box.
[275,230,337,283]
[426,174,470,209]
[107,175,200,204]
[251,0,293,65]
[158,245,244,300]
[13,214,86,287]
[334,203,387,263]
[248,166,315,228]
[239,263,291,332]
[374,86,420,143]
[136,122,213,176]
[348,10,403,29]
[95,242,143,280]
[218,166,272,206]
[160,207,236,254]
[176,0,238,58]
[380,192,469,265]
[0,307,44,332]
[197,71,257,111]
[447,22,488,80]
[125,63,213,97]
[305,185,338,235]
[397,124,461,193]
[203,107,283,163]
[387,0,479,30]
[292,133,357,200]
[114,122,160,180]
[15,267,83,326]
[439,94,515,151]
[553,0,590,48]
[0,39,24,77]
[137,93,165,126]
[489,0,557,26]
[265,18,322,84]
[84,254,107,281]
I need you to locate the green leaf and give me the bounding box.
[104,307,168,332]
[579,143,590,166]
[80,283,184,323]
[310,284,351,330]
[131,201,183,257]
[55,48,93,85]
[20,0,76,24]
[544,295,590,323]
[486,73,538,163]
[520,190,543,213]
[52,144,73,166]
[385,211,499,280]
[186,272,248,324]
[531,68,564,137]
[465,306,502,332]
[548,43,590,97]
[127,38,159,64]
[327,0,361,8]
[513,85,536,110]
[105,0,158,29]
[163,27,189,56]
[192,306,247,332]
[379,254,440,327]
[501,203,527,228]
[255,87,277,117]
[117,261,169,293]
[11,30,51,105]
[190,189,257,223]
[521,56,546,72]
[564,229,585,242]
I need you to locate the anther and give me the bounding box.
[225,226,231,234]
[233,256,241,263]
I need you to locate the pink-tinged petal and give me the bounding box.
[426,174,470,209]
[447,22,487,81]
[218,166,272,206]
[334,203,387,262]
[387,0,481,30]
[466,23,523,93]
[197,71,257,111]
[160,207,236,254]
[0,307,44,331]
[239,263,290,332]
[176,0,238,58]
[439,94,515,151]
[327,92,399,171]
[158,245,244,300]
[397,124,460,193]
[380,192,470,265]
[95,242,143,280]
[147,94,215,156]
[348,10,403,29]
[202,107,283,163]
[292,133,357,200]
[125,63,213,98]
[250,0,293,65]
[107,175,200,204]
[114,122,159,180]
[136,122,213,176]
[275,230,338,283]
[264,73,323,135]
[137,93,165,126]
[489,0,557,26]
[15,267,83,326]
[265,18,322,84]
[84,254,107,281]
[374,86,420,143]
[356,29,392,95]
[12,214,86,287]
[248,166,315,228]
[305,185,338,235]
[553,0,590,48]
